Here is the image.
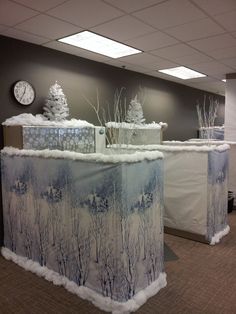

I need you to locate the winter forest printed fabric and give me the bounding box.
[207,149,229,241]
[1,154,164,302]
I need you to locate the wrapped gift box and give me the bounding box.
[106,122,167,145]
[3,125,105,153]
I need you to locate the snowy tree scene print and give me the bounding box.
[207,149,229,242]
[1,153,164,303]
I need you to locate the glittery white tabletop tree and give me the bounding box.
[43,82,69,121]
[125,95,145,125]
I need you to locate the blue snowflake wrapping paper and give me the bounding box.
[1,153,164,302]
[23,126,95,153]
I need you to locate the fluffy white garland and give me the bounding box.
[165,140,236,145]
[1,247,167,314]
[2,113,94,127]
[105,121,164,129]
[210,225,230,245]
[1,147,164,163]
[109,144,230,153]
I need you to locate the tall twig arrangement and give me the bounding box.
[196,96,219,141]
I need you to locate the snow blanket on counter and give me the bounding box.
[1,149,166,313]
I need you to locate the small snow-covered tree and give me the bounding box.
[125,95,145,125]
[43,81,69,121]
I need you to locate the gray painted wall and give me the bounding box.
[0,35,225,245]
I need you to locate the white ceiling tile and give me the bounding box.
[103,0,163,13]
[185,80,225,95]
[13,0,67,12]
[192,0,236,16]
[190,61,233,75]
[165,18,225,41]
[1,28,49,44]
[171,52,213,65]
[118,53,164,65]
[103,59,127,68]
[151,44,198,58]
[44,40,111,62]
[220,57,236,69]
[133,0,206,30]
[120,64,151,74]
[92,16,155,41]
[214,11,236,32]
[147,70,184,83]
[205,46,236,59]
[47,0,124,28]
[0,0,38,26]
[188,34,236,52]
[119,53,178,70]
[16,14,81,40]
[124,31,178,51]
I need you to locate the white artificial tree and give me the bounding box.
[43,82,69,121]
[125,95,145,125]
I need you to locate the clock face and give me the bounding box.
[13,80,35,105]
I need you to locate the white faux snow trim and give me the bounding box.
[109,144,230,153]
[105,121,163,129]
[165,140,236,145]
[2,113,94,127]
[1,147,164,163]
[210,225,230,245]
[1,247,167,314]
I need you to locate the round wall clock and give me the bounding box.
[13,80,36,105]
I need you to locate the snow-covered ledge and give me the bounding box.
[2,113,94,127]
[105,121,167,129]
[109,143,230,153]
[1,147,165,312]
[2,147,164,163]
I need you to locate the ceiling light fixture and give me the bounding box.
[222,79,226,82]
[158,66,206,80]
[58,31,142,59]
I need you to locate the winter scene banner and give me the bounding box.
[1,152,166,312]
[207,149,229,243]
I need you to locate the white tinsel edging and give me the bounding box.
[210,225,230,245]
[1,147,164,163]
[1,247,167,314]
[105,121,163,129]
[109,143,230,153]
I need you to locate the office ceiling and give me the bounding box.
[1,0,236,96]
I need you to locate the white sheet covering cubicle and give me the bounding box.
[164,140,236,206]
[115,144,230,245]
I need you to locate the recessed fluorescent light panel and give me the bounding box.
[158,66,206,80]
[58,31,142,58]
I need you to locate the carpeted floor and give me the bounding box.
[0,212,236,314]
